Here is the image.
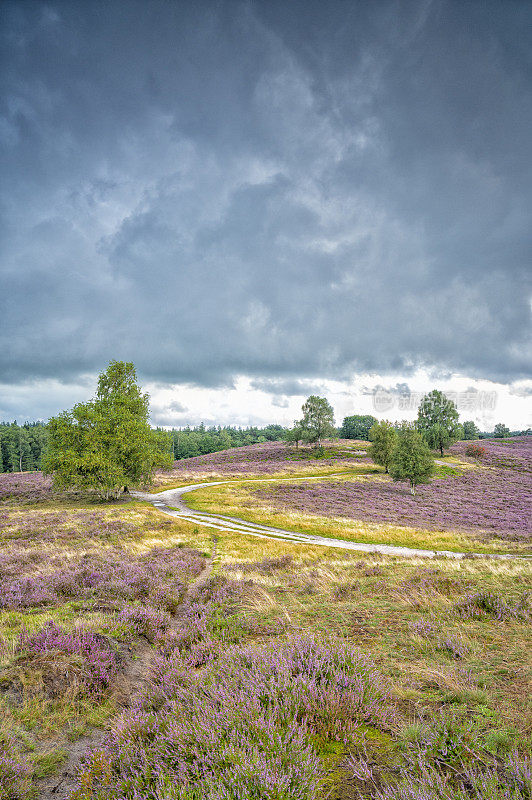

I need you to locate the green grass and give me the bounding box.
[181,475,526,555]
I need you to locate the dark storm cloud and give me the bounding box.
[1,0,531,397]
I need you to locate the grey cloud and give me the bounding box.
[167,401,188,413]
[250,378,328,397]
[1,0,531,406]
[508,384,532,398]
[272,396,290,408]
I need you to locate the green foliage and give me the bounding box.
[340,414,378,441]
[42,361,173,499]
[300,396,335,447]
[416,390,460,455]
[171,423,285,459]
[0,421,48,473]
[283,423,305,449]
[389,423,435,495]
[493,423,510,438]
[368,420,398,473]
[462,420,480,440]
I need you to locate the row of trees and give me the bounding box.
[0,422,48,473]
[339,412,521,443]
[170,424,285,460]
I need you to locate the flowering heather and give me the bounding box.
[409,618,470,658]
[118,605,171,643]
[455,590,530,621]
[157,439,369,480]
[72,636,390,800]
[0,470,53,503]
[18,621,119,697]
[0,508,140,546]
[0,747,30,800]
[0,545,205,611]
[255,437,532,542]
[370,752,532,799]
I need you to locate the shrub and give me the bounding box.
[17,621,119,697]
[455,591,530,621]
[72,636,391,799]
[465,443,486,459]
[0,742,31,800]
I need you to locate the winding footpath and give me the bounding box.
[132,478,525,560]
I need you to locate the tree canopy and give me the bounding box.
[283,423,305,449]
[0,421,47,473]
[368,420,398,473]
[300,396,335,447]
[462,420,480,440]
[340,414,377,441]
[43,361,173,499]
[416,390,460,456]
[389,423,435,495]
[493,423,510,438]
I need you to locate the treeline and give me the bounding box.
[0,421,48,473]
[170,424,285,460]
[339,414,528,442]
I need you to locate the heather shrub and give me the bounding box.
[118,605,171,643]
[223,554,294,574]
[0,545,203,612]
[455,590,530,621]
[72,636,390,799]
[0,739,31,800]
[371,751,532,799]
[17,621,119,698]
[409,619,470,659]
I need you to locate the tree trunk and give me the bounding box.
[440,444,444,456]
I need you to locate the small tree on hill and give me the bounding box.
[43,361,173,499]
[300,396,335,448]
[389,423,434,495]
[283,423,304,450]
[416,390,460,456]
[368,420,398,473]
[340,415,377,441]
[493,423,510,438]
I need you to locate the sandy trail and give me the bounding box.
[132,478,525,560]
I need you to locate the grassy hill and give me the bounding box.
[0,438,530,798]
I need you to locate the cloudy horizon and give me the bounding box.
[1,1,531,429]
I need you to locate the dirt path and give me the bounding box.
[35,541,217,799]
[133,477,526,560]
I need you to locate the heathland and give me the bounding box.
[0,436,530,798]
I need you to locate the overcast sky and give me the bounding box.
[1,0,531,429]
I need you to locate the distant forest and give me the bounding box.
[0,420,287,473]
[0,421,48,473]
[169,424,285,460]
[1,417,527,474]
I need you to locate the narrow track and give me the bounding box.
[132,479,524,560]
